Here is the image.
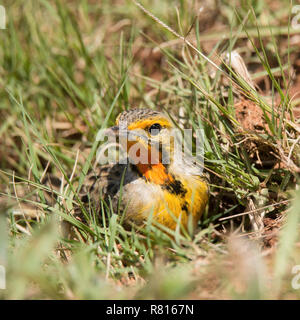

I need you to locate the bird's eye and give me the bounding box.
[149,123,161,135]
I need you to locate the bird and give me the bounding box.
[78,108,209,233]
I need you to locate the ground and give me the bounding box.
[0,0,299,299]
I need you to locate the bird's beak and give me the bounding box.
[102,126,126,137]
[103,126,149,143]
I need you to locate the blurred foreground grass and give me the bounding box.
[0,0,299,299]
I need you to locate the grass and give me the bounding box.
[0,0,299,299]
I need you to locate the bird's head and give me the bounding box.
[105,108,176,184]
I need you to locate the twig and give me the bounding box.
[219,199,291,221]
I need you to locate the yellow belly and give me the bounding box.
[142,177,209,232]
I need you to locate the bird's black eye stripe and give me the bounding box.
[149,123,161,135]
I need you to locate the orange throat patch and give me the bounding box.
[127,140,173,185]
[136,162,173,185]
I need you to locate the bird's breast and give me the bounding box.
[122,173,209,231]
